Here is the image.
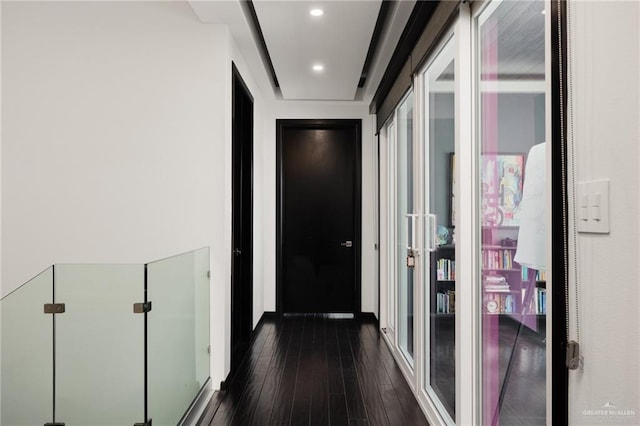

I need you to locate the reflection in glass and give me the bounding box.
[397,91,415,364]
[477,1,546,425]
[423,37,456,421]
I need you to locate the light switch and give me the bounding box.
[592,192,601,221]
[577,179,610,234]
[581,194,589,221]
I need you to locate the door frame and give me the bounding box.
[230,63,254,373]
[381,89,419,390]
[549,0,570,422]
[414,30,458,426]
[275,119,362,315]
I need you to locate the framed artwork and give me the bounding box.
[480,154,524,226]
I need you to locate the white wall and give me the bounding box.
[569,1,640,424]
[262,100,378,315]
[1,0,232,387]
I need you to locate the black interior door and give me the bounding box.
[231,64,253,373]
[277,119,361,314]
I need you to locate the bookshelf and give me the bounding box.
[434,244,455,315]
[481,227,547,328]
[482,227,518,315]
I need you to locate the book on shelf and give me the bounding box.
[485,285,511,292]
[522,287,547,315]
[482,248,515,270]
[484,292,516,314]
[436,290,456,314]
[436,258,455,281]
[521,266,547,281]
[483,274,511,292]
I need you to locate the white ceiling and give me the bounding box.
[189,0,415,103]
[252,1,380,101]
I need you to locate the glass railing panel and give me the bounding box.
[193,247,211,391]
[147,247,210,426]
[54,264,145,425]
[1,267,54,425]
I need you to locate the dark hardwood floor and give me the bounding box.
[426,314,546,425]
[199,315,429,426]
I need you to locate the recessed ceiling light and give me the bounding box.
[310,8,324,17]
[312,64,324,72]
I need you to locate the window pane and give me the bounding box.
[477,1,547,424]
[423,37,456,420]
[397,91,415,364]
[387,122,396,334]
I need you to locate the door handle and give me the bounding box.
[405,213,418,251]
[426,214,437,252]
[340,241,353,248]
[233,248,242,255]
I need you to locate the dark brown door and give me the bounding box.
[231,64,253,372]
[277,119,361,314]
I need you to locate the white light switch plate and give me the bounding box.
[577,179,610,234]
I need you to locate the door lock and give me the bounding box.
[566,340,583,370]
[340,241,353,248]
[407,252,416,268]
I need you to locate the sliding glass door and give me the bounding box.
[381,90,416,378]
[386,121,397,341]
[396,91,415,367]
[475,0,547,424]
[381,34,459,425]
[419,36,456,423]
[377,2,550,424]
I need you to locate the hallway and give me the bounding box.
[200,315,429,425]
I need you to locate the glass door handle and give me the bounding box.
[405,214,419,251]
[340,241,353,248]
[426,214,437,252]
